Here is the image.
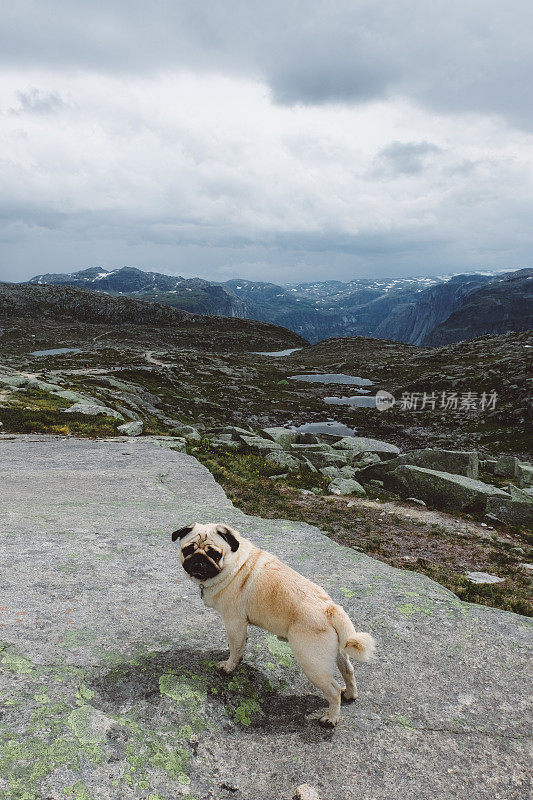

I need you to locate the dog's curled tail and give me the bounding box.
[331,605,376,662]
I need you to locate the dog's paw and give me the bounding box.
[341,689,358,704]
[318,713,339,728]
[217,660,234,673]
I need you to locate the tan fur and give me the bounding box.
[176,522,375,727]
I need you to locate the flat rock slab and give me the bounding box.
[0,435,531,800]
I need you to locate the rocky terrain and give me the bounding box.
[26,266,532,345]
[1,436,531,800]
[1,280,531,799]
[0,283,531,614]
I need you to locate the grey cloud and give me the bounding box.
[12,88,66,115]
[377,141,443,175]
[1,1,532,127]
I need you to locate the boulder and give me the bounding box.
[64,403,124,420]
[328,477,366,497]
[494,455,520,478]
[385,466,508,511]
[262,427,299,448]
[508,484,533,503]
[295,432,320,444]
[117,421,143,437]
[290,443,333,453]
[265,451,301,471]
[169,422,201,440]
[319,466,339,479]
[53,389,96,403]
[337,465,358,479]
[302,450,349,469]
[480,459,498,475]
[221,425,255,439]
[516,462,533,488]
[486,496,533,528]
[465,572,504,585]
[354,452,382,468]
[239,435,282,453]
[332,437,400,457]
[209,438,241,451]
[356,449,479,481]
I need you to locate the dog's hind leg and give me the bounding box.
[336,650,357,702]
[289,630,343,727]
[218,615,248,673]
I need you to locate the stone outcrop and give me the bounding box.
[117,420,143,436]
[357,449,479,480]
[1,436,530,800]
[332,437,401,457]
[384,466,508,511]
[327,477,366,497]
[64,402,125,420]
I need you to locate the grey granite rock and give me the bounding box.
[358,449,479,480]
[117,420,143,436]
[332,437,401,457]
[262,427,299,448]
[327,477,366,497]
[0,436,531,800]
[64,402,125,420]
[384,466,508,511]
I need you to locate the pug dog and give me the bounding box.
[172,522,375,727]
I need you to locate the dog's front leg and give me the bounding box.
[218,616,248,673]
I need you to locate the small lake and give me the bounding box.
[292,421,357,437]
[30,348,82,357]
[324,395,379,407]
[254,348,302,357]
[288,373,373,386]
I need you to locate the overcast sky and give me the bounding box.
[1,1,532,284]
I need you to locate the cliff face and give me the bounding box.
[423,269,533,346]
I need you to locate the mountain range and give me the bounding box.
[27,266,533,345]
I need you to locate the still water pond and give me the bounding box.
[254,348,302,357]
[292,421,357,436]
[30,347,82,356]
[288,373,373,386]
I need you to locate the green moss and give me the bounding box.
[1,652,35,674]
[397,603,433,617]
[63,781,92,800]
[158,674,207,707]
[66,705,107,744]
[59,628,95,650]
[396,715,414,729]
[265,634,293,668]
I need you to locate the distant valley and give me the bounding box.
[28,266,533,345]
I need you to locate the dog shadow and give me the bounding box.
[92,646,334,742]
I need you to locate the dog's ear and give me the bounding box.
[215,524,240,552]
[171,524,195,543]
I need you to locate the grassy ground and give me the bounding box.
[189,441,532,617]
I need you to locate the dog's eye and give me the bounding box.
[206,546,221,561]
[182,544,196,558]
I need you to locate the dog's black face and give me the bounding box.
[172,523,239,582]
[181,541,222,580]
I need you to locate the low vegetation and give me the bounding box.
[190,441,532,617]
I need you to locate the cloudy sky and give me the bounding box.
[1,1,532,284]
